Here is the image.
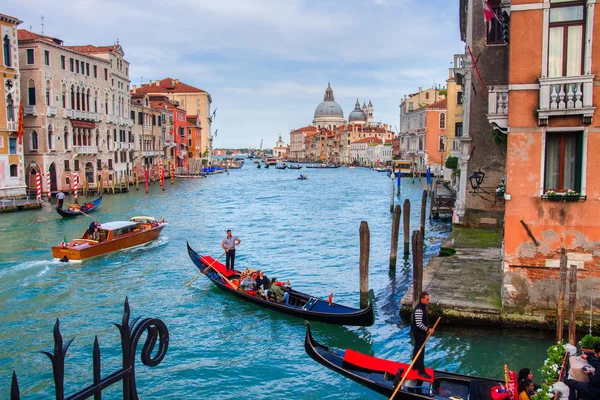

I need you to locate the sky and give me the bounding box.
[5,0,464,149]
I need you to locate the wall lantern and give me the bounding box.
[469,169,485,190]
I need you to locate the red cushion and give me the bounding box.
[343,349,434,382]
[200,256,238,278]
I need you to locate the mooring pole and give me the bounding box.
[403,199,410,255]
[568,264,578,346]
[390,205,401,270]
[420,190,428,237]
[411,230,423,307]
[390,180,394,213]
[359,221,370,309]
[397,169,401,196]
[557,247,567,343]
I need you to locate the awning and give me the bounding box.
[71,120,96,129]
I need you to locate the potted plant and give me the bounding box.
[564,189,580,202]
[495,178,506,198]
[532,342,566,400]
[580,334,600,351]
[544,189,562,201]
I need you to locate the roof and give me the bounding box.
[291,126,318,134]
[18,29,61,45]
[64,44,122,54]
[426,99,447,110]
[99,221,138,231]
[351,137,382,145]
[136,78,206,94]
[0,13,22,25]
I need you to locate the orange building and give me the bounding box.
[500,0,600,314]
[424,99,448,173]
[186,115,202,170]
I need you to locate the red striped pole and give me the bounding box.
[170,161,175,183]
[73,174,78,202]
[145,168,149,193]
[46,173,51,200]
[160,164,165,190]
[36,173,42,202]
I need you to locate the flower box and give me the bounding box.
[564,195,581,202]
[546,195,563,202]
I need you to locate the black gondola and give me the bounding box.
[288,165,303,170]
[56,196,102,218]
[186,242,374,326]
[304,323,506,399]
[276,165,287,170]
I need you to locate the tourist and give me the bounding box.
[240,274,256,292]
[518,368,539,390]
[56,191,65,209]
[411,291,435,379]
[255,270,270,292]
[88,220,99,240]
[268,278,289,304]
[517,379,534,400]
[565,343,600,400]
[221,229,241,271]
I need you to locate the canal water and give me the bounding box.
[0,164,553,399]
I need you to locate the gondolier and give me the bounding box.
[56,191,65,209]
[411,291,434,379]
[222,229,241,271]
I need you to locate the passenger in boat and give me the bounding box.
[410,291,434,380]
[221,229,241,271]
[240,274,256,291]
[88,220,100,240]
[255,270,270,292]
[268,278,289,304]
[518,368,539,390]
[517,379,535,400]
[566,343,600,400]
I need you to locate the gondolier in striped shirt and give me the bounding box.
[222,230,241,271]
[411,291,434,379]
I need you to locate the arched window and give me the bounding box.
[28,79,36,106]
[106,129,111,150]
[86,88,91,111]
[95,129,100,147]
[439,113,446,129]
[47,125,54,150]
[76,87,81,110]
[45,80,51,106]
[9,164,18,177]
[94,91,98,113]
[70,85,75,109]
[425,92,429,100]
[3,34,11,67]
[105,93,108,114]
[62,84,66,108]
[31,130,38,150]
[63,126,69,150]
[6,94,14,121]
[66,177,70,185]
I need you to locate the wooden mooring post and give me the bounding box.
[411,229,424,306]
[403,199,410,255]
[390,180,394,213]
[568,264,578,346]
[420,190,427,237]
[556,247,567,342]
[359,221,370,309]
[389,205,401,270]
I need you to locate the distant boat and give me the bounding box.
[56,196,102,218]
[298,174,308,180]
[288,165,303,170]
[265,157,278,166]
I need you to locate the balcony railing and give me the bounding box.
[449,137,462,158]
[487,85,508,131]
[47,106,57,116]
[538,75,595,125]
[7,120,16,131]
[24,106,37,115]
[74,145,98,155]
[142,149,162,157]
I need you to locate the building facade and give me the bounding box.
[273,134,288,159]
[0,13,24,198]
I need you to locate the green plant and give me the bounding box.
[492,129,507,146]
[545,189,558,197]
[451,168,460,179]
[445,156,458,170]
[531,342,565,400]
[580,334,600,349]
[564,189,579,197]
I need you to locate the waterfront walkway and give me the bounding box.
[0,198,42,212]
[401,226,504,324]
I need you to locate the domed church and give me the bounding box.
[312,83,346,130]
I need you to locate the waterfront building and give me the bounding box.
[444,62,464,181]
[273,134,288,159]
[289,126,317,161]
[349,137,390,166]
[336,123,394,164]
[398,106,426,173]
[312,83,346,130]
[17,29,133,194]
[496,0,600,313]
[132,78,212,165]
[149,95,175,169]
[0,12,25,199]
[424,99,448,175]
[455,0,508,226]
[186,115,203,171]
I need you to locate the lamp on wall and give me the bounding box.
[468,169,485,190]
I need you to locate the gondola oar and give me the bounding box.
[185,251,226,286]
[389,316,441,400]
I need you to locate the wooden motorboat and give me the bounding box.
[265,157,278,166]
[186,242,374,326]
[56,196,102,218]
[304,323,506,399]
[52,216,167,261]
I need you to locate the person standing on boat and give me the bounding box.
[56,191,65,209]
[222,230,241,271]
[411,291,434,379]
[88,220,100,241]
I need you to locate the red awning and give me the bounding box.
[71,120,96,129]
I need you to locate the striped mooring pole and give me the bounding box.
[73,174,78,202]
[35,173,42,202]
[46,173,51,200]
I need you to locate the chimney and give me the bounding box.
[155,81,160,87]
[149,80,152,84]
[132,85,137,92]
[175,79,179,84]
[171,80,175,86]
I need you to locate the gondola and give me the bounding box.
[275,165,287,170]
[186,242,374,326]
[304,323,505,399]
[56,196,102,218]
[288,165,303,170]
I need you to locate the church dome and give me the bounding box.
[348,99,367,123]
[313,83,344,119]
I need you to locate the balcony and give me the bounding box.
[141,149,161,157]
[74,145,98,155]
[47,106,57,116]
[538,75,595,125]
[487,85,508,132]
[6,120,16,131]
[24,106,37,116]
[449,137,462,158]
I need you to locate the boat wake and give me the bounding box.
[126,236,169,253]
[0,259,58,283]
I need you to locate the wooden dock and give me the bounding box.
[0,198,42,213]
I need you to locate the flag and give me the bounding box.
[482,0,494,23]
[17,103,24,144]
[211,108,217,120]
[214,129,218,138]
[328,293,333,306]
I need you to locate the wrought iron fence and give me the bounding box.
[10,297,169,400]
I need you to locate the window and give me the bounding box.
[457,91,463,105]
[31,131,38,150]
[544,131,583,192]
[45,82,51,106]
[44,50,50,66]
[138,112,143,125]
[104,68,108,80]
[70,58,74,72]
[439,113,446,129]
[439,136,446,151]
[548,0,585,77]
[86,63,90,76]
[97,160,102,169]
[486,0,503,45]
[48,125,54,150]
[9,137,17,154]
[108,159,113,169]
[61,55,65,70]
[9,164,18,177]
[425,92,429,100]
[76,60,80,74]
[64,160,70,171]
[74,160,80,171]
[93,65,98,78]
[26,48,34,64]
[6,94,14,121]
[28,80,36,106]
[3,34,11,67]
[455,122,464,137]
[408,102,413,111]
